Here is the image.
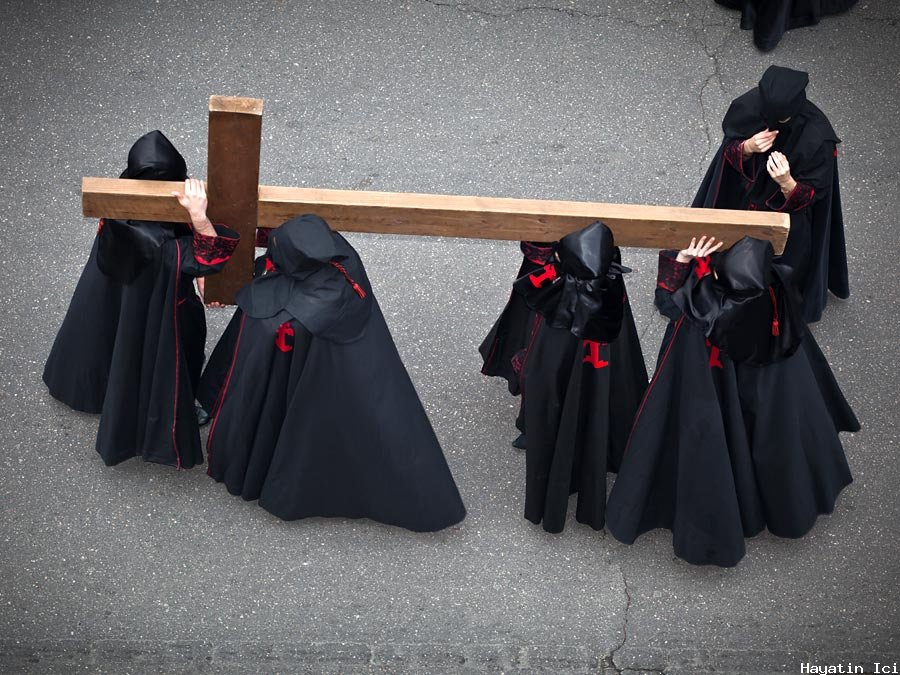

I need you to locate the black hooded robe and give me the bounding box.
[715,0,859,51]
[479,241,555,395]
[43,131,240,468]
[512,222,648,533]
[693,66,849,323]
[606,246,857,567]
[196,254,271,414]
[200,215,466,532]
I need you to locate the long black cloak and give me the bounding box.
[512,222,648,533]
[43,131,239,468]
[716,0,859,51]
[200,215,466,532]
[693,66,849,323]
[479,241,555,395]
[606,240,858,567]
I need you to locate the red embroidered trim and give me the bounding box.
[693,255,712,279]
[207,314,246,476]
[192,230,239,267]
[724,140,756,183]
[512,314,544,416]
[96,219,105,236]
[656,252,691,291]
[582,340,609,369]
[171,240,183,470]
[275,321,295,352]
[623,316,684,456]
[329,262,366,298]
[264,258,276,274]
[769,287,780,336]
[529,263,558,288]
[520,242,555,265]
[764,182,815,212]
[255,228,270,247]
[705,338,724,369]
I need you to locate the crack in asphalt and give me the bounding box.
[605,564,634,674]
[419,0,678,28]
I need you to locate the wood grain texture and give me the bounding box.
[260,186,790,252]
[208,95,264,115]
[202,97,264,304]
[83,179,790,253]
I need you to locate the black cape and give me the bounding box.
[479,241,555,395]
[692,66,849,323]
[43,131,239,468]
[716,0,859,51]
[606,246,858,567]
[513,222,648,533]
[199,215,466,532]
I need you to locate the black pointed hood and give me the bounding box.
[121,130,188,181]
[758,66,809,129]
[96,132,191,284]
[513,221,628,342]
[236,215,373,344]
[672,237,804,364]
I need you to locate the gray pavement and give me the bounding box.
[1,1,899,673]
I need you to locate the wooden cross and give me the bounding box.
[82,96,789,305]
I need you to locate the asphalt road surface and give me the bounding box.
[1,1,898,672]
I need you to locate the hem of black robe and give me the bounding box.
[254,499,467,533]
[98,449,203,470]
[43,382,104,415]
[763,476,852,540]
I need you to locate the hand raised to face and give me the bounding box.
[745,129,779,155]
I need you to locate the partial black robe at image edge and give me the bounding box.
[715,0,859,51]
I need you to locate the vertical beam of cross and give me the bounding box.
[203,96,264,305]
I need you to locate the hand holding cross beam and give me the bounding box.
[81,96,790,305]
[171,179,216,237]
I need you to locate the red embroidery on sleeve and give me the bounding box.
[520,242,555,265]
[264,258,276,274]
[765,183,815,212]
[193,229,239,266]
[724,140,756,182]
[656,252,692,291]
[582,340,609,369]
[529,263,558,288]
[97,219,105,236]
[275,322,295,352]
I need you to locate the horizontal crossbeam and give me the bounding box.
[82,177,790,252]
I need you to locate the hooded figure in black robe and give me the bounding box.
[479,241,556,395]
[43,131,240,469]
[606,237,859,567]
[199,214,466,532]
[511,222,648,533]
[693,66,849,322]
[716,0,858,51]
